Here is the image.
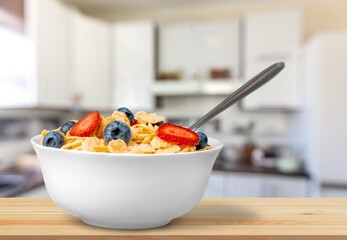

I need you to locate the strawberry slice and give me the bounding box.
[157,123,199,146]
[70,111,101,137]
[131,119,138,126]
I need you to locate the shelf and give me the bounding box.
[153,81,200,95]
[153,79,244,96]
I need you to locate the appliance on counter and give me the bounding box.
[0,153,43,197]
[0,117,57,196]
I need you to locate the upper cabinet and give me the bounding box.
[244,11,302,61]
[25,0,111,109]
[112,22,155,110]
[72,13,111,110]
[26,0,73,108]
[159,21,239,79]
[242,11,302,110]
[156,21,241,96]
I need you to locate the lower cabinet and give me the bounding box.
[204,171,308,198]
[204,171,224,198]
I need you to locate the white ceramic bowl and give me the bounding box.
[31,135,223,229]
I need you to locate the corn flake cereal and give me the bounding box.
[155,145,181,154]
[41,110,213,154]
[108,139,128,153]
[136,111,164,124]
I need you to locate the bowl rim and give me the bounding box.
[31,135,223,158]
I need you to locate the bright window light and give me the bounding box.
[0,25,33,107]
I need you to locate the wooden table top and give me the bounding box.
[1,198,347,240]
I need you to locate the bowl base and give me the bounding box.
[81,218,171,230]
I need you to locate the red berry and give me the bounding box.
[131,119,138,126]
[70,111,101,137]
[157,123,199,146]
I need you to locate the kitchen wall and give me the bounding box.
[73,0,347,40]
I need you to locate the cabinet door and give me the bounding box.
[113,22,154,110]
[26,0,73,107]
[262,176,307,197]
[194,21,239,79]
[159,21,239,79]
[73,13,111,109]
[242,59,299,110]
[158,23,195,77]
[244,11,302,61]
[242,11,301,110]
[204,171,224,198]
[223,173,262,197]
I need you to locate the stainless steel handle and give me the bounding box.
[189,62,285,131]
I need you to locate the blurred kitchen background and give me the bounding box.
[1,0,347,198]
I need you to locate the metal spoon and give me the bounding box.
[189,62,285,131]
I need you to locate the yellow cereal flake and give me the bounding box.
[41,129,49,138]
[203,145,213,150]
[180,146,196,152]
[108,139,128,153]
[142,135,154,144]
[111,111,131,126]
[155,145,181,154]
[80,137,107,152]
[95,116,105,138]
[128,141,139,147]
[62,139,82,149]
[94,145,110,152]
[138,143,156,153]
[131,126,152,142]
[71,145,82,151]
[150,136,170,149]
[129,145,144,154]
[136,111,164,124]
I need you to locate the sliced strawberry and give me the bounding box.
[131,119,138,126]
[70,111,101,137]
[157,123,199,146]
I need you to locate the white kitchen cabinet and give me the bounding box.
[261,175,307,197]
[72,13,111,109]
[204,171,308,197]
[242,59,300,109]
[25,0,73,108]
[112,21,155,110]
[244,11,302,61]
[204,171,224,198]
[223,173,262,197]
[158,21,240,79]
[158,23,195,78]
[242,11,302,110]
[25,0,113,109]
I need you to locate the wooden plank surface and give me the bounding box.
[0,198,347,239]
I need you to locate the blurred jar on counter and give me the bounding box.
[240,142,257,165]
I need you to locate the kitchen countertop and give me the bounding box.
[1,198,346,239]
[214,159,310,178]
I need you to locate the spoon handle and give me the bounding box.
[189,62,285,131]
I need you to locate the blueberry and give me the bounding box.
[117,107,134,123]
[196,132,208,150]
[153,121,164,127]
[43,131,64,148]
[104,121,131,144]
[60,120,76,134]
